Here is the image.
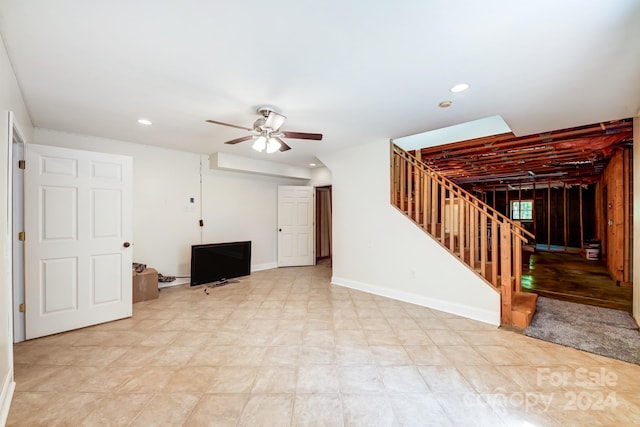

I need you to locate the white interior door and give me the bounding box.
[25,144,133,339]
[278,186,314,267]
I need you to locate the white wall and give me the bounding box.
[33,128,306,280]
[320,139,500,325]
[0,34,33,424]
[310,166,332,187]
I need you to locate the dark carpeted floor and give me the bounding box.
[524,297,640,365]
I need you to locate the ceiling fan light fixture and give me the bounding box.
[252,136,267,152]
[266,138,281,153]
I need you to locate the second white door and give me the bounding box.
[278,186,314,267]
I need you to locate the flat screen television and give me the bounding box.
[190,241,251,286]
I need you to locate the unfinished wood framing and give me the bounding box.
[390,143,534,327]
[547,181,551,251]
[564,182,568,252]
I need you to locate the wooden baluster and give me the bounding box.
[459,197,465,259]
[399,157,405,211]
[513,230,522,293]
[491,217,498,287]
[431,177,438,236]
[423,170,430,231]
[414,164,420,224]
[440,183,446,243]
[500,223,513,325]
[391,149,397,205]
[448,189,454,250]
[469,201,476,269]
[407,159,413,218]
[481,208,488,279]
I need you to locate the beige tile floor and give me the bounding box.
[8,263,640,426]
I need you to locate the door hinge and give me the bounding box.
[18,231,25,241]
[19,303,25,313]
[18,160,25,169]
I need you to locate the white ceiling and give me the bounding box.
[1,0,639,167]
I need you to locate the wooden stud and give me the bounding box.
[440,183,446,244]
[513,229,522,293]
[500,223,513,325]
[492,218,498,287]
[459,198,465,259]
[448,190,454,250]
[579,183,584,249]
[532,181,537,238]
[481,209,488,279]
[564,182,568,252]
[431,177,438,236]
[493,187,496,210]
[548,181,551,251]
[413,162,420,223]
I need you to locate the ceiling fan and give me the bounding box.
[206,107,323,153]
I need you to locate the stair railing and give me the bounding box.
[391,143,535,325]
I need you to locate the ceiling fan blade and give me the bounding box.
[275,137,291,152]
[283,131,323,141]
[206,119,253,132]
[264,111,287,131]
[224,135,254,145]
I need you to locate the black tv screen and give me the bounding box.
[190,241,251,286]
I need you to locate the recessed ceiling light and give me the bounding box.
[137,119,152,125]
[309,163,317,167]
[439,101,453,108]
[450,83,469,93]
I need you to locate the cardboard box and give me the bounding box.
[133,268,158,303]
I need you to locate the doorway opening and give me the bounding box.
[315,186,332,264]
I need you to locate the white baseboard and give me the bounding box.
[158,279,189,289]
[158,263,277,289]
[0,371,15,427]
[331,276,500,326]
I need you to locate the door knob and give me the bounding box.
[123,242,131,248]
[279,229,282,232]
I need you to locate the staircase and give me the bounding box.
[391,143,538,328]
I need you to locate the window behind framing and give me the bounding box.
[511,200,533,221]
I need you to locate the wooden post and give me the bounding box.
[440,183,446,243]
[500,223,513,325]
[492,218,498,286]
[459,198,465,259]
[481,210,488,279]
[563,182,568,252]
[579,184,584,249]
[399,157,406,212]
[532,181,537,238]
[469,201,476,268]
[448,189,454,250]
[493,187,496,210]
[431,178,438,236]
[407,159,413,218]
[414,163,420,223]
[506,186,510,218]
[423,172,430,229]
[548,181,551,251]
[513,226,522,293]
[390,144,395,205]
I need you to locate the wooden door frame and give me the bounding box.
[315,185,332,261]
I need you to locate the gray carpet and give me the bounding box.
[524,297,640,365]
